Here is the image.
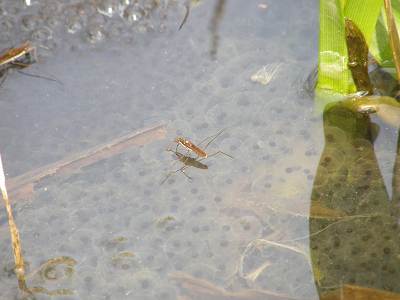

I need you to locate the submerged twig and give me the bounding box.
[7,124,166,200]
[0,154,27,291]
[170,271,303,300]
[238,239,309,282]
[178,0,191,30]
[384,0,400,83]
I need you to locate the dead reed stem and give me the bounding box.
[384,0,400,83]
[0,154,27,290]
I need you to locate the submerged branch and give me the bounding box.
[6,124,166,200]
[170,272,303,300]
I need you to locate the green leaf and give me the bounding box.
[317,0,355,94]
[370,1,400,72]
[344,0,383,44]
[317,0,384,97]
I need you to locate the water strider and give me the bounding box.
[174,136,208,158]
[0,41,61,86]
[174,128,233,159]
[162,129,233,184]
[0,41,36,69]
[0,42,36,86]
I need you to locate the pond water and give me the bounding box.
[0,0,399,300]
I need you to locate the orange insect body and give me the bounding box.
[174,137,207,158]
[0,42,36,68]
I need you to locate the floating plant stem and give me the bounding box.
[384,0,400,82]
[0,154,27,290]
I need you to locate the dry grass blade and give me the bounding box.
[0,154,27,290]
[384,0,400,83]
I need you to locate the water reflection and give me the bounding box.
[310,101,400,298]
[209,0,226,59]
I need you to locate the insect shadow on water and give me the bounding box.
[161,129,233,184]
[0,41,62,87]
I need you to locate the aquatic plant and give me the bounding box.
[317,0,400,97]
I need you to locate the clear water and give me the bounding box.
[1,1,399,299]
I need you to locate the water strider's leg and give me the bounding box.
[204,128,228,150]
[10,61,30,68]
[169,149,192,170]
[0,69,8,87]
[166,149,181,166]
[197,128,228,149]
[180,168,192,180]
[15,69,63,86]
[207,150,234,159]
[160,164,192,185]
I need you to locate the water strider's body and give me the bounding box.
[174,137,208,158]
[0,41,36,86]
[0,41,61,86]
[0,42,36,69]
